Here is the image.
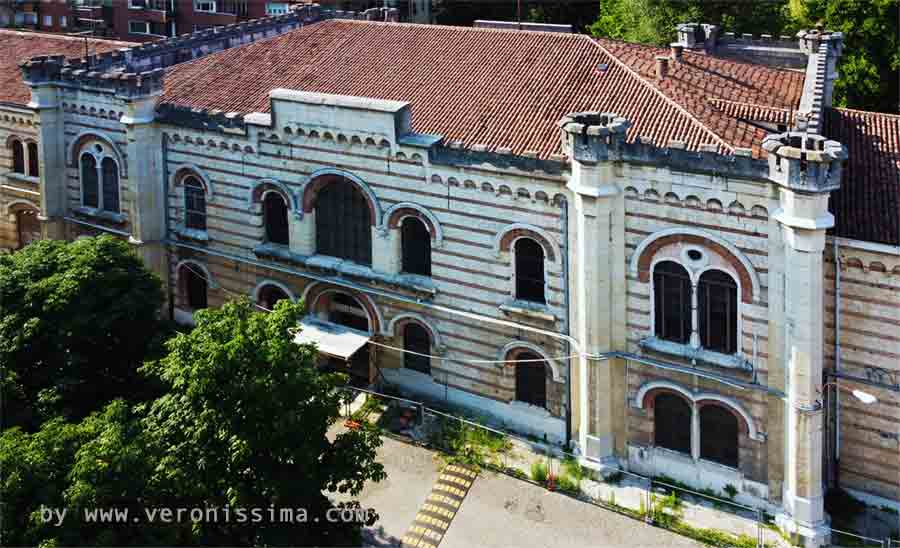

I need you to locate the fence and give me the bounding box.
[338,385,898,548]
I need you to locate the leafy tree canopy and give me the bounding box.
[0,236,165,429]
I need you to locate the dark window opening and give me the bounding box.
[184,176,207,230]
[699,405,739,468]
[257,284,289,311]
[653,261,692,344]
[101,157,119,213]
[515,238,545,304]
[403,323,431,374]
[81,154,98,208]
[514,352,547,408]
[16,209,40,249]
[315,181,372,265]
[698,270,738,354]
[183,266,207,310]
[27,142,38,177]
[12,140,25,174]
[653,393,692,455]
[328,293,368,332]
[401,217,431,276]
[263,192,289,245]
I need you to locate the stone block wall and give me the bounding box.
[0,108,40,250]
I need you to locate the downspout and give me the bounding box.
[162,132,174,322]
[833,237,842,485]
[560,197,572,448]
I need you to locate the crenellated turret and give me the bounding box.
[762,131,846,194]
[559,112,631,164]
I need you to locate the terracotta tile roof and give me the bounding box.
[825,108,900,246]
[162,20,805,159]
[707,98,796,126]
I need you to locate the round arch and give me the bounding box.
[251,279,296,303]
[67,130,126,177]
[301,282,385,335]
[248,178,298,210]
[498,341,564,383]
[388,312,443,350]
[494,223,558,262]
[170,163,215,201]
[5,198,40,215]
[630,227,760,304]
[302,168,382,226]
[383,202,444,247]
[633,380,762,441]
[174,259,217,290]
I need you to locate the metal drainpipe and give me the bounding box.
[560,197,572,448]
[833,237,842,484]
[162,132,174,322]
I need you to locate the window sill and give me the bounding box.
[252,244,437,296]
[499,300,557,322]
[173,225,209,242]
[4,172,39,184]
[72,206,128,225]
[638,337,752,371]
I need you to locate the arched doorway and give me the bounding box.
[15,207,40,249]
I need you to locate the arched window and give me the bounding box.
[699,404,739,468]
[698,270,738,354]
[80,153,99,208]
[653,261,691,344]
[11,140,25,174]
[101,157,119,213]
[515,238,545,303]
[315,182,371,265]
[181,265,207,310]
[653,393,691,455]
[263,192,289,245]
[403,322,431,374]
[257,283,289,310]
[27,142,38,177]
[183,176,207,230]
[401,217,431,276]
[514,352,547,408]
[327,292,369,332]
[16,208,40,249]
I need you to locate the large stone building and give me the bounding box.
[1,9,898,545]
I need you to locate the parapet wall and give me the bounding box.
[714,32,808,70]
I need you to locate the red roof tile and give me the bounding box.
[0,30,133,108]
[825,108,900,246]
[162,20,804,159]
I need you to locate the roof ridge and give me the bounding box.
[589,38,735,152]
[326,18,586,39]
[833,106,900,120]
[0,29,132,46]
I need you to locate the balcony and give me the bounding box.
[128,0,175,14]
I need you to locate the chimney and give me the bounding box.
[670,43,684,61]
[655,55,669,81]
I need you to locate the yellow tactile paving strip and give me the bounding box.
[401,464,478,548]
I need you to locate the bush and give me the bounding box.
[724,483,738,499]
[530,461,548,483]
[556,473,580,495]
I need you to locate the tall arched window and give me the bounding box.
[514,352,547,408]
[515,238,545,303]
[653,393,692,455]
[182,265,208,310]
[315,182,372,265]
[27,142,38,177]
[101,157,119,213]
[327,293,369,332]
[80,153,99,208]
[698,270,738,354]
[700,404,739,467]
[263,192,289,245]
[257,283,289,310]
[403,323,431,374]
[11,140,25,174]
[653,261,692,344]
[16,208,40,249]
[401,217,431,276]
[183,176,207,230]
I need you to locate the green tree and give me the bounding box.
[0,236,165,429]
[140,298,386,545]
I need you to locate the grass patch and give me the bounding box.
[530,461,548,483]
[427,416,512,469]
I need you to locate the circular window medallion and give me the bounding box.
[681,246,708,269]
[687,249,703,261]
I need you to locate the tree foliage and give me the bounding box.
[588,0,900,113]
[0,236,165,428]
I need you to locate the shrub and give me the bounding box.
[723,483,738,499]
[530,461,548,483]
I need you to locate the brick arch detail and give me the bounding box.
[67,130,126,177]
[631,229,759,304]
[388,312,443,350]
[170,163,215,201]
[495,224,557,262]
[696,399,749,436]
[383,202,444,247]
[498,341,563,383]
[302,282,384,335]
[249,179,297,210]
[6,199,40,215]
[302,170,381,226]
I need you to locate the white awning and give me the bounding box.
[293,317,371,360]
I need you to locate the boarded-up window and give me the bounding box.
[101,157,119,213]
[403,322,431,374]
[653,393,691,455]
[653,261,692,344]
[184,176,206,230]
[81,153,99,208]
[700,405,739,467]
[515,238,545,303]
[698,270,738,354]
[401,217,431,276]
[514,352,547,408]
[264,192,289,245]
[315,182,371,265]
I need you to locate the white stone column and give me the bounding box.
[25,66,66,240]
[289,210,315,255]
[371,225,401,275]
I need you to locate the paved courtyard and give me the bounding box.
[348,433,700,548]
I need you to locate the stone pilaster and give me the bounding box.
[560,112,630,462]
[372,225,401,275]
[764,132,846,547]
[289,210,315,255]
